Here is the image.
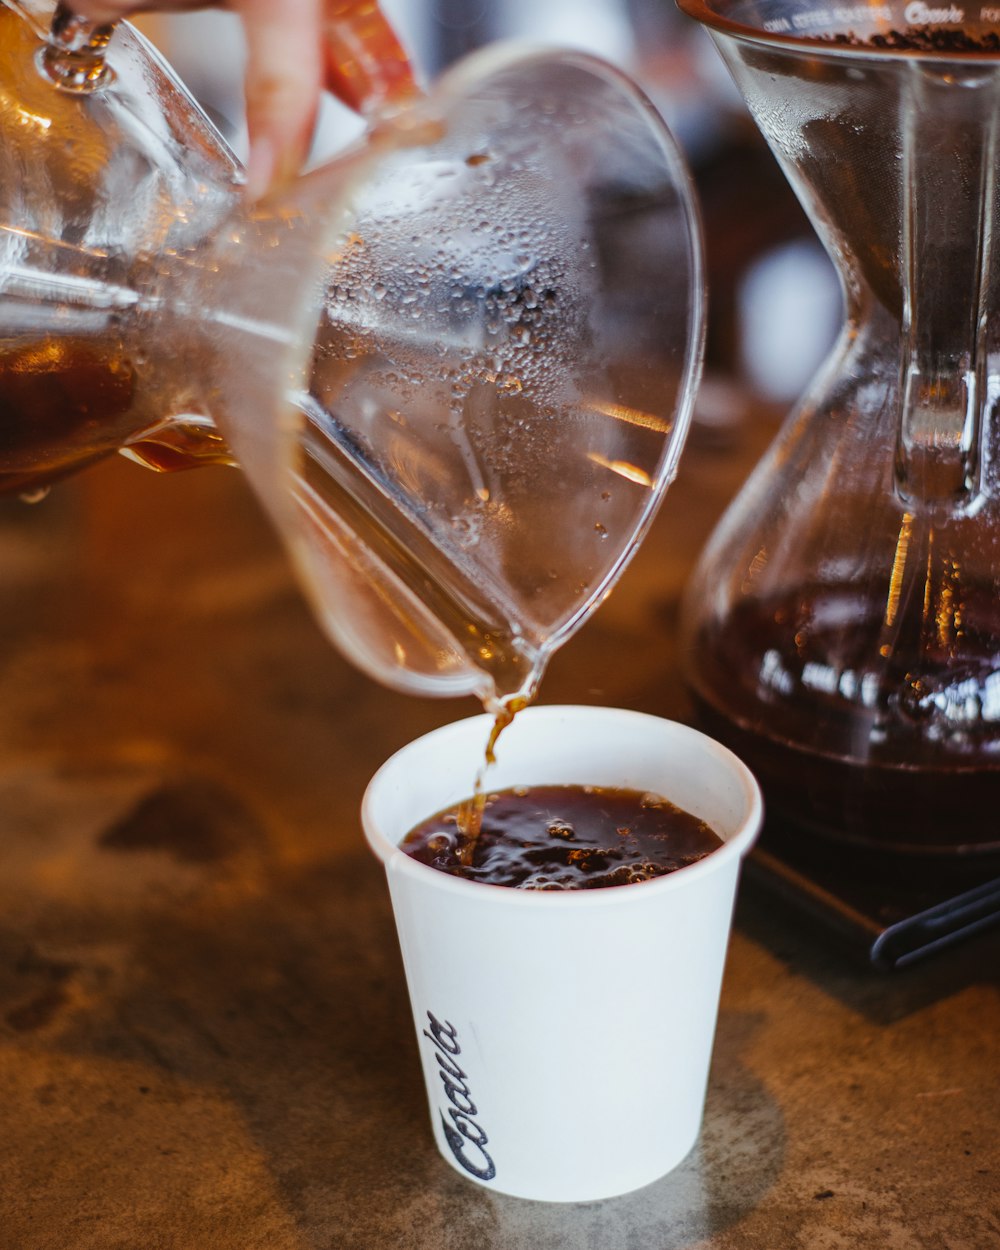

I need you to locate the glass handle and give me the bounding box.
[895,63,999,506]
[37,2,117,93]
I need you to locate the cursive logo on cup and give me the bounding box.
[903,0,964,22]
[422,1011,496,1181]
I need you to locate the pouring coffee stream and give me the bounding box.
[0,1,704,723]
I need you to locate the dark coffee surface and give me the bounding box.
[400,784,724,889]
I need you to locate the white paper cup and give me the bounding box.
[362,705,762,1203]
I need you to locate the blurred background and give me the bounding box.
[135,0,843,426]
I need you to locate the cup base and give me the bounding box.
[432,1120,702,1204]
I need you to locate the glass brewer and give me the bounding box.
[677,0,1000,856]
[0,1,704,712]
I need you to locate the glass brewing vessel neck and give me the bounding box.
[677,0,1000,511]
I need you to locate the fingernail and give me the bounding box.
[245,136,276,202]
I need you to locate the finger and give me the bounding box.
[240,0,324,199]
[322,0,416,115]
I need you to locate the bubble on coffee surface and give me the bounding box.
[401,783,724,890]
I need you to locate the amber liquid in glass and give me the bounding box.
[689,584,1000,857]
[0,336,234,494]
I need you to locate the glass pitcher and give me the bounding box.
[0,0,704,712]
[677,0,1000,857]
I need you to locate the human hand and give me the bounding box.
[66,0,416,197]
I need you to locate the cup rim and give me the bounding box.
[361,704,763,907]
[674,0,1000,63]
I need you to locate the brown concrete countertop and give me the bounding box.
[1,411,997,1249]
